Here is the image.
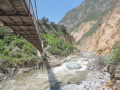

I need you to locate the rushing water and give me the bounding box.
[0,54,96,90]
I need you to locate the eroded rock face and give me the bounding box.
[71,21,97,42]
[113,80,120,90]
[107,65,120,89]
[59,0,114,31]
[71,1,120,55]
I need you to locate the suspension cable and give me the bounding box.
[34,0,38,20]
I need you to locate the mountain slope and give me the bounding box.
[59,0,114,33]
[59,0,120,55]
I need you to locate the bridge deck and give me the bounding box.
[0,0,43,52]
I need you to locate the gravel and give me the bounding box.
[60,67,111,90]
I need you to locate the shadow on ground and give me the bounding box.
[42,55,61,90]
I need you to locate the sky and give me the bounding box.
[35,0,85,24]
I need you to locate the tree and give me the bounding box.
[50,22,57,30]
[41,17,49,24]
[60,25,67,34]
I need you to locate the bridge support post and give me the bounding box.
[37,50,41,57]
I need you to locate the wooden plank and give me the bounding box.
[7,17,15,24]
[18,17,33,33]
[0,14,31,17]
[20,0,29,14]
[6,0,17,13]
[0,10,4,14]
[0,18,8,26]
[6,24,34,26]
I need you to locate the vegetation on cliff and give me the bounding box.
[59,0,115,44]
[112,44,120,65]
[104,43,120,65]
[0,23,41,68]
[39,17,75,56]
[0,17,75,68]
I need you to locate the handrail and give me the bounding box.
[24,0,43,52]
[25,0,42,42]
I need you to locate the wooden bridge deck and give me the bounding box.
[0,0,43,52]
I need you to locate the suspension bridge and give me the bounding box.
[0,0,43,52]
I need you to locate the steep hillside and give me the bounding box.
[0,17,75,69]
[38,17,75,56]
[59,0,115,33]
[59,0,120,55]
[0,22,42,68]
[77,1,120,55]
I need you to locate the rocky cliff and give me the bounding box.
[59,0,120,55]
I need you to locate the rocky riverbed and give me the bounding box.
[0,52,113,90]
[60,67,111,90]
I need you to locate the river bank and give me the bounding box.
[0,61,44,82]
[60,63,111,90]
[0,53,63,83]
[1,52,119,90]
[0,52,99,90]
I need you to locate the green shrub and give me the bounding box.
[103,52,114,63]
[113,48,120,61]
[11,39,25,49]
[104,44,120,65]
[3,56,14,68]
[23,44,37,55]
[48,47,62,55]
[117,62,120,65]
[41,33,74,56]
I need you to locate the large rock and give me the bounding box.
[112,80,120,90]
[66,61,82,69]
[59,84,84,90]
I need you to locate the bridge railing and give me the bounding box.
[25,0,41,41]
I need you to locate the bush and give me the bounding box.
[41,33,74,56]
[48,47,62,55]
[11,39,25,49]
[117,62,120,65]
[0,30,38,68]
[103,52,114,63]
[104,44,120,65]
[0,25,11,39]
[23,44,37,55]
[113,48,120,61]
[3,56,14,68]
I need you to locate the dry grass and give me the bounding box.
[105,80,112,89]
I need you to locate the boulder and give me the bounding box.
[59,84,83,90]
[66,61,82,69]
[48,58,63,67]
[16,68,32,74]
[112,80,120,90]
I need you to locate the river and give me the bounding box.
[0,53,97,90]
